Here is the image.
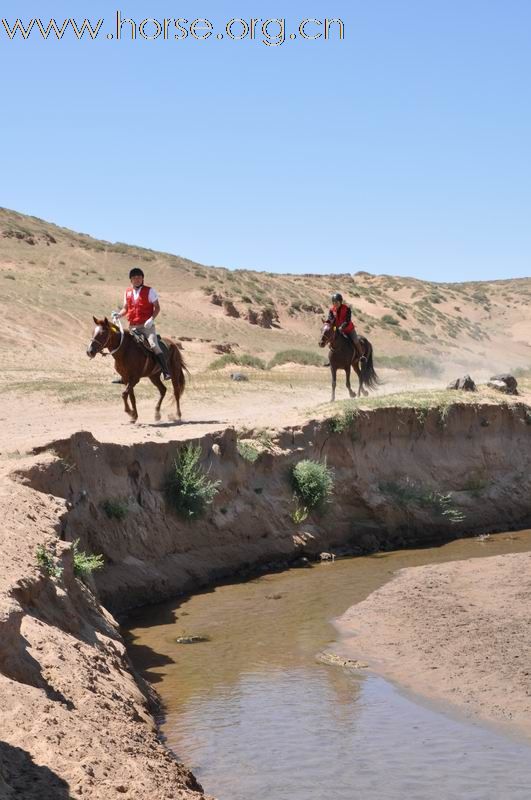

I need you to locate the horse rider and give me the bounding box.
[112,267,171,380]
[327,292,365,360]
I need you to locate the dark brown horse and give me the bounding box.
[87,317,187,423]
[319,322,379,401]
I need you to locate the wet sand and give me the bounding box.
[338,543,531,739]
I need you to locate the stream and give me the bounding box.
[127,531,531,800]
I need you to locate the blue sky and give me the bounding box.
[1,1,530,281]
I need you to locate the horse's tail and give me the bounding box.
[169,342,188,419]
[361,340,380,391]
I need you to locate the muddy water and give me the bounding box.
[127,532,531,800]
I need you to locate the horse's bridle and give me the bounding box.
[89,321,124,357]
[320,323,338,350]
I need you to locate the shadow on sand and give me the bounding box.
[0,741,70,799]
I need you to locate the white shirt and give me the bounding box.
[124,286,159,305]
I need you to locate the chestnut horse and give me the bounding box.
[319,322,379,401]
[87,317,187,423]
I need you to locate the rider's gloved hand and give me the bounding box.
[144,317,154,329]
[111,310,120,320]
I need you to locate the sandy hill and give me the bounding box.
[0,205,529,418]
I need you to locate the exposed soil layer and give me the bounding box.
[1,401,530,797]
[338,549,531,739]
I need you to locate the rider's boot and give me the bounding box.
[156,351,171,380]
[112,376,125,384]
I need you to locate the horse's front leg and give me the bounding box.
[330,365,337,402]
[346,365,356,398]
[122,382,139,422]
[128,383,139,422]
[122,387,133,417]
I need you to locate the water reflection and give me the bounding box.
[127,531,531,800]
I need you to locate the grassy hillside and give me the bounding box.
[1,206,530,381]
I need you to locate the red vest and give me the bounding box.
[125,285,154,326]
[330,304,354,333]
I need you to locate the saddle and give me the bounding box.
[131,330,169,359]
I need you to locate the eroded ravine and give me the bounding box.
[2,401,531,798]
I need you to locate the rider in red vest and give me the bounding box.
[112,267,171,380]
[327,292,365,360]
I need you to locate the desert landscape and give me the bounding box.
[1,207,530,798]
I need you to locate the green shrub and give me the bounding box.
[72,539,104,578]
[328,405,359,434]
[209,354,267,370]
[268,350,324,369]
[36,545,63,579]
[291,460,334,513]
[165,445,220,518]
[101,498,128,520]
[237,440,260,462]
[381,314,400,326]
[291,505,309,524]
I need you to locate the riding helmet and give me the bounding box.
[129,267,144,279]
[331,292,343,303]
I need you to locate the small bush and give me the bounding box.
[268,350,324,368]
[165,445,220,518]
[291,459,334,514]
[237,440,260,462]
[291,506,309,524]
[36,544,63,579]
[101,498,128,520]
[209,354,267,370]
[72,539,104,578]
[381,314,400,326]
[328,406,359,434]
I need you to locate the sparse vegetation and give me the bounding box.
[101,498,128,521]
[381,314,400,326]
[209,354,267,371]
[268,350,324,369]
[379,478,465,524]
[72,539,104,578]
[328,404,360,434]
[165,445,220,518]
[36,544,63,579]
